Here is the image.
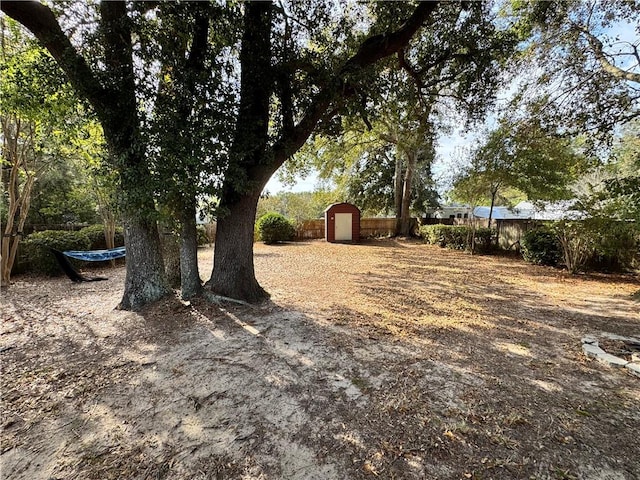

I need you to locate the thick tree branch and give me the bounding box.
[577,26,640,83]
[99,1,136,112]
[343,2,438,71]
[186,7,210,74]
[1,1,108,111]
[269,1,439,173]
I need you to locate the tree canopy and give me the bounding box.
[280,1,519,234]
[1,17,103,286]
[505,0,640,144]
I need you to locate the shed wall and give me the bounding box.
[325,203,360,242]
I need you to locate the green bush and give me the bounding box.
[78,224,125,250]
[444,226,469,250]
[196,225,210,246]
[419,224,494,252]
[585,219,638,272]
[473,227,495,253]
[419,225,466,248]
[420,225,448,246]
[551,219,638,273]
[256,212,296,244]
[521,227,562,266]
[21,230,92,276]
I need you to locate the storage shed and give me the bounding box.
[324,203,360,243]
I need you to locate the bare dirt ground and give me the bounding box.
[1,239,639,480]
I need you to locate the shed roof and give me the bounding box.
[514,201,584,221]
[473,206,531,220]
[473,201,585,221]
[324,202,359,212]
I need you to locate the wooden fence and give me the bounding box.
[296,219,324,240]
[452,218,540,249]
[293,217,417,240]
[495,219,539,249]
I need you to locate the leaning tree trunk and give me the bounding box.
[1,116,36,288]
[1,191,32,288]
[488,186,497,230]
[179,199,201,299]
[207,191,267,303]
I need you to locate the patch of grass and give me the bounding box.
[350,376,369,391]
[553,467,578,480]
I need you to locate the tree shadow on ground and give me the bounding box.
[2,245,639,480]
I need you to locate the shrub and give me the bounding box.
[584,219,638,272]
[443,226,469,250]
[553,221,595,274]
[419,225,464,248]
[521,227,562,266]
[256,212,296,244]
[418,225,437,244]
[79,224,125,250]
[196,225,210,246]
[419,224,494,252]
[551,218,638,274]
[21,230,91,275]
[473,227,494,253]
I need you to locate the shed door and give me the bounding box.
[334,213,352,241]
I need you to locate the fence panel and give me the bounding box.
[296,219,324,240]
[496,220,539,249]
[360,218,397,238]
[294,217,405,240]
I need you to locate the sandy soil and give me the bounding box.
[1,239,639,480]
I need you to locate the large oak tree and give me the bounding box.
[5,1,529,305]
[3,1,441,306]
[206,1,445,301]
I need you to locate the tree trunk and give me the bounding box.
[394,155,404,236]
[1,116,35,288]
[159,221,181,289]
[469,217,478,254]
[179,199,201,299]
[207,191,267,303]
[118,215,169,311]
[399,153,416,237]
[103,217,116,267]
[488,186,497,229]
[104,221,116,250]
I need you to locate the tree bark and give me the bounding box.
[159,222,181,289]
[118,215,168,310]
[488,185,498,229]
[207,191,267,302]
[179,199,201,299]
[399,152,417,237]
[206,2,272,302]
[394,155,404,236]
